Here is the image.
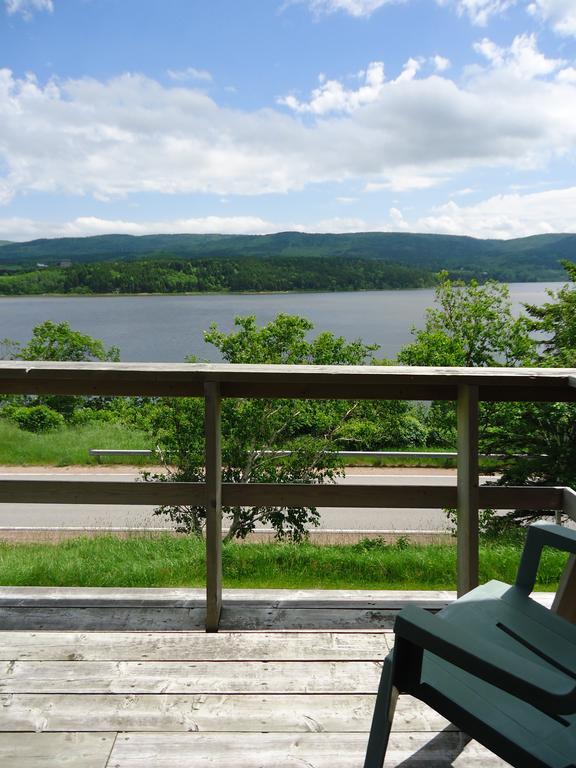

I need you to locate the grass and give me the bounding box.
[0,535,567,590]
[0,420,153,465]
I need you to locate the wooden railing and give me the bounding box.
[0,362,575,631]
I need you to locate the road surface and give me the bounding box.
[0,467,499,532]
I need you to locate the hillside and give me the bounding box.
[0,231,573,289]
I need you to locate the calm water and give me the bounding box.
[0,283,562,362]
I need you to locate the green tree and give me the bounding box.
[16,321,119,363]
[491,261,576,509]
[397,274,535,451]
[145,314,380,541]
[524,260,576,366]
[397,269,576,529]
[7,321,119,420]
[398,273,534,368]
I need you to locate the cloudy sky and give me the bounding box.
[1,0,575,241]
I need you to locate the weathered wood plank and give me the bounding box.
[0,479,563,509]
[0,660,383,694]
[0,693,450,732]
[0,597,449,610]
[108,732,511,767]
[0,631,392,661]
[0,608,205,631]
[218,607,398,630]
[0,360,573,403]
[0,586,456,602]
[0,732,116,768]
[0,606,398,631]
[457,384,479,596]
[0,586,553,606]
[205,381,222,633]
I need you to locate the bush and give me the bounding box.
[10,405,65,433]
[70,407,117,426]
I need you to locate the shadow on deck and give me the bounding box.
[0,588,526,766]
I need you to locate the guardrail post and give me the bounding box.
[457,384,479,596]
[205,381,222,632]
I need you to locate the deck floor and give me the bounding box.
[0,588,535,767]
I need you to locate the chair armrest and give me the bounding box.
[515,522,576,595]
[395,605,576,714]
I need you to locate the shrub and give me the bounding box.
[10,405,65,433]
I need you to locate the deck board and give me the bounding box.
[108,732,511,767]
[0,630,392,660]
[0,732,116,768]
[0,588,512,767]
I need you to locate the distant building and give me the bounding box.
[59,260,72,268]
[36,263,49,268]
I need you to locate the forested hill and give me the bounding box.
[0,256,434,295]
[0,231,574,282]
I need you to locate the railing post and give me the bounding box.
[205,381,222,632]
[457,384,479,596]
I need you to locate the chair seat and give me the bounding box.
[419,581,576,767]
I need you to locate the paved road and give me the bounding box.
[0,469,498,532]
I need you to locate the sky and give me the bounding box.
[1,0,576,242]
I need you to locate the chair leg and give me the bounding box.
[364,654,399,768]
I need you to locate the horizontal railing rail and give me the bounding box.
[0,479,565,509]
[1,361,575,631]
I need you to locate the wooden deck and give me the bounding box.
[0,588,550,767]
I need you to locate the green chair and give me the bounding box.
[364,522,576,768]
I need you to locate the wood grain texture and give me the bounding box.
[0,479,562,509]
[0,733,116,768]
[0,660,384,694]
[108,732,511,767]
[0,631,392,661]
[457,384,479,596]
[0,693,450,732]
[0,605,399,631]
[0,360,574,402]
[204,381,222,633]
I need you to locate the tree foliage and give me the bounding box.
[2,321,119,421]
[15,321,119,363]
[397,273,534,367]
[398,266,576,528]
[145,314,394,541]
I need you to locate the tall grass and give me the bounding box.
[0,420,152,465]
[0,536,566,590]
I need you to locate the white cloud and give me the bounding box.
[557,66,576,83]
[278,61,385,114]
[474,33,565,78]
[299,0,576,37]
[528,0,576,37]
[167,67,212,83]
[4,0,52,18]
[365,174,446,192]
[443,0,517,26]
[432,55,451,72]
[0,215,278,241]
[307,216,368,232]
[391,186,576,238]
[299,0,402,17]
[0,33,576,201]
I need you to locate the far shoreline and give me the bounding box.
[0,278,560,300]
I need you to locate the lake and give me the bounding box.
[0,283,561,362]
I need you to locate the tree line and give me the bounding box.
[0,256,434,295]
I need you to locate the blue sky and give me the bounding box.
[1,0,575,241]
